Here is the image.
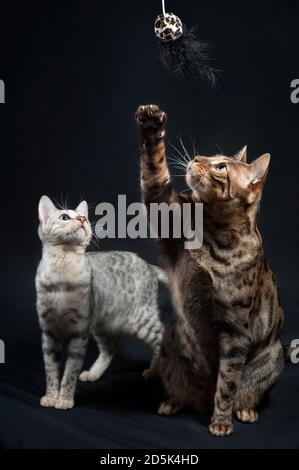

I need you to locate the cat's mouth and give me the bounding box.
[77,225,86,233]
[186,164,205,191]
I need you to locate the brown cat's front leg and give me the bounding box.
[136,104,177,205]
[209,326,250,437]
[55,333,89,410]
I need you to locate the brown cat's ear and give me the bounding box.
[247,153,271,203]
[233,145,247,163]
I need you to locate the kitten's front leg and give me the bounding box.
[55,332,89,410]
[40,332,62,407]
[209,325,250,437]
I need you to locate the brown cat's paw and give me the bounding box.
[54,397,74,410]
[136,105,166,140]
[40,394,58,408]
[158,400,181,416]
[209,420,234,437]
[235,408,258,423]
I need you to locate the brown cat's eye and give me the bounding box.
[216,163,227,171]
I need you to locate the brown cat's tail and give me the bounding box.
[151,265,169,287]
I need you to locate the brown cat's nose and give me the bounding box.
[76,216,86,224]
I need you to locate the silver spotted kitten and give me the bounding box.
[36,195,166,409]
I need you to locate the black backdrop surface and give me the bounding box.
[0,0,299,449]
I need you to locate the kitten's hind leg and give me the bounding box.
[142,336,164,380]
[131,306,164,379]
[158,398,183,416]
[79,332,116,383]
[142,345,161,380]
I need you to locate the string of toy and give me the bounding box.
[154,0,217,85]
[162,0,166,16]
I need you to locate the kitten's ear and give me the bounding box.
[233,145,247,163]
[247,153,271,202]
[76,200,88,219]
[38,195,57,224]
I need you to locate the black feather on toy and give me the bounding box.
[154,3,218,86]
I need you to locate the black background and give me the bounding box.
[0,0,299,449]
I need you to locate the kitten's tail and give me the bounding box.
[151,265,169,286]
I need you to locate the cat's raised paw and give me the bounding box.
[79,370,99,382]
[40,395,58,408]
[136,105,166,135]
[235,408,258,423]
[54,397,74,410]
[209,420,233,437]
[158,401,181,416]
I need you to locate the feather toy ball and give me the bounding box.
[154,0,217,86]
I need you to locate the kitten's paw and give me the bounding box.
[209,420,234,437]
[54,397,74,410]
[158,401,181,416]
[136,105,166,140]
[142,367,159,380]
[142,368,152,380]
[79,370,100,382]
[40,395,58,408]
[235,408,258,423]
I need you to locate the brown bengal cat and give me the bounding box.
[135,104,285,437]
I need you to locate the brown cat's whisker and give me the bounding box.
[168,141,190,165]
[178,135,191,161]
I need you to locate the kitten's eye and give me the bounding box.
[59,214,71,221]
[216,163,227,171]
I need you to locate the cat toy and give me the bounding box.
[154,0,217,85]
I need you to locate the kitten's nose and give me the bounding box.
[76,216,86,224]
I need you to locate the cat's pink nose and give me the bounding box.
[76,216,86,224]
